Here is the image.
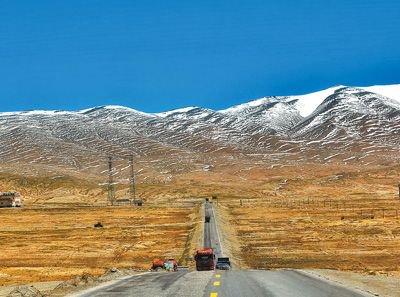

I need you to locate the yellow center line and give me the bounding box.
[213,281,221,286]
[210,293,218,297]
[215,274,221,278]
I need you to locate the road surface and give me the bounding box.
[73,201,371,297]
[204,201,222,258]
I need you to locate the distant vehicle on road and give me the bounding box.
[205,207,211,223]
[216,257,231,270]
[194,248,215,271]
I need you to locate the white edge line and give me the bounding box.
[211,204,224,256]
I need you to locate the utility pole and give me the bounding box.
[398,183,400,199]
[21,174,28,186]
[108,156,115,206]
[129,155,136,205]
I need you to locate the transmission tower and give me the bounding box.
[129,155,136,205]
[108,156,115,205]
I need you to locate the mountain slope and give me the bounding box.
[292,87,400,140]
[0,84,399,179]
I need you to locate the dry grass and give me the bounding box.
[1,162,400,286]
[220,164,400,274]
[0,206,201,286]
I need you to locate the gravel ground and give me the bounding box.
[0,281,61,297]
[304,269,400,297]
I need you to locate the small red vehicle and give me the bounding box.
[151,258,165,270]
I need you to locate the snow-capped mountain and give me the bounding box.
[292,87,400,140]
[220,85,343,118]
[0,84,399,178]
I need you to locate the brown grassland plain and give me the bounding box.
[217,164,400,275]
[0,206,201,286]
[0,162,400,287]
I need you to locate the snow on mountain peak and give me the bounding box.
[360,84,400,103]
[78,105,153,117]
[218,86,345,117]
[0,110,76,117]
[288,85,345,117]
[219,97,278,114]
[155,106,199,117]
[0,83,398,123]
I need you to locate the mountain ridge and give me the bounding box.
[0,84,399,180]
[1,84,399,117]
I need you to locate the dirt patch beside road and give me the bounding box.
[304,269,400,297]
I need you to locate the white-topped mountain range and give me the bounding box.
[1,84,399,178]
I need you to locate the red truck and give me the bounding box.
[194,248,215,271]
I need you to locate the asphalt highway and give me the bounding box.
[73,201,371,297]
[204,201,223,258]
[202,270,368,297]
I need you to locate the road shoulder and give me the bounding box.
[214,204,245,269]
[66,273,150,297]
[301,269,400,297]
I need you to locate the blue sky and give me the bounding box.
[0,0,399,112]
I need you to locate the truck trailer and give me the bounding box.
[194,248,215,271]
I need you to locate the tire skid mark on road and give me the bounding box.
[159,270,188,290]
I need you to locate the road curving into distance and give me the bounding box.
[72,201,371,297]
